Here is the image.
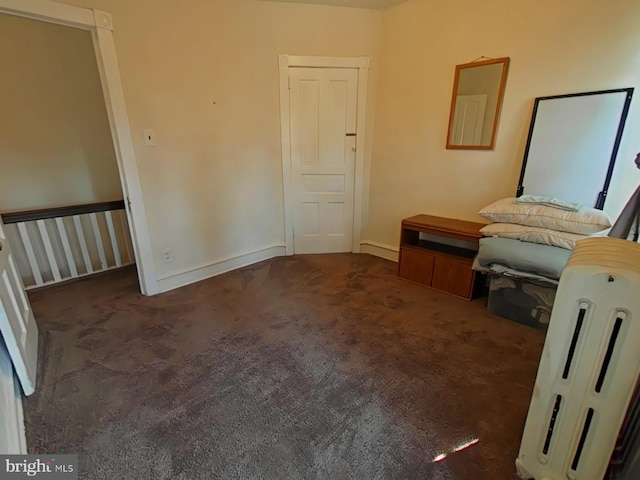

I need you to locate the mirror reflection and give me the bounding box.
[446,57,510,150]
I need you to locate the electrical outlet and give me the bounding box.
[162,248,173,263]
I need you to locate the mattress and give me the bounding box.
[474,237,572,283]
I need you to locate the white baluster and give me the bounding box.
[89,213,107,271]
[54,218,78,278]
[36,220,61,282]
[73,215,93,274]
[16,223,43,287]
[105,211,122,267]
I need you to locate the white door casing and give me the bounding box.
[0,338,27,453]
[0,218,38,396]
[0,0,158,295]
[279,55,370,256]
[289,67,358,254]
[451,94,487,146]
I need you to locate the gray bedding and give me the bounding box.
[474,237,572,282]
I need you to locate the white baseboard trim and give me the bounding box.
[157,244,286,293]
[360,240,399,262]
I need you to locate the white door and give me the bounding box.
[289,67,358,254]
[0,218,38,396]
[451,94,487,145]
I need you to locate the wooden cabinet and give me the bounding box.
[399,247,435,286]
[398,214,487,300]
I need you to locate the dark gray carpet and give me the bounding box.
[24,254,545,479]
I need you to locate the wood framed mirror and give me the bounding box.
[446,57,510,150]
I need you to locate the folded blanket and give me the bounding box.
[475,237,571,280]
[472,257,559,286]
[515,195,581,212]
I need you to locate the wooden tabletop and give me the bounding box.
[401,214,488,240]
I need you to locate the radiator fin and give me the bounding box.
[595,315,624,393]
[542,394,562,455]
[571,408,595,471]
[562,306,587,380]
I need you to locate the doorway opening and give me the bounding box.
[0,0,156,295]
[0,13,134,290]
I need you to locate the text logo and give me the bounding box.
[0,455,77,479]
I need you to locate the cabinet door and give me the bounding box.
[449,260,474,298]
[399,248,435,286]
[432,256,474,299]
[432,256,453,292]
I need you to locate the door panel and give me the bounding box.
[301,202,320,235]
[451,94,487,146]
[300,79,320,166]
[302,174,345,193]
[0,218,38,396]
[290,67,358,254]
[326,202,345,235]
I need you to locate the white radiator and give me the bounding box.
[517,237,640,480]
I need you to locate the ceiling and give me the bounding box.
[257,0,407,10]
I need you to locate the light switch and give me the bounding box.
[143,129,156,146]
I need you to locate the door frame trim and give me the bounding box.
[0,0,158,295]
[278,54,370,255]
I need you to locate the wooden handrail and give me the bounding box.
[1,200,126,224]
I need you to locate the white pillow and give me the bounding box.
[480,223,589,250]
[478,197,611,234]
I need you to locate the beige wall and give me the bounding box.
[367,0,640,248]
[12,0,639,283]
[0,14,122,213]
[52,0,381,279]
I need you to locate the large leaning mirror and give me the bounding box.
[446,57,510,150]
